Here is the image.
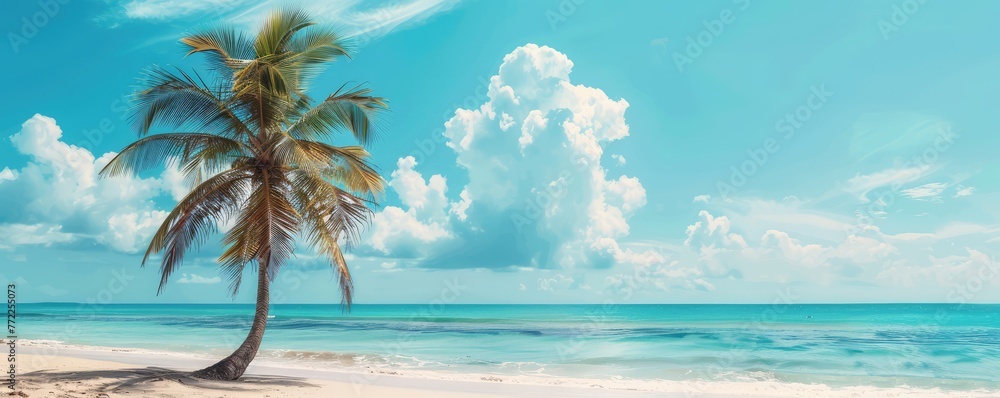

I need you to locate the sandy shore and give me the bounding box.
[15,349,662,398]
[12,343,1000,397]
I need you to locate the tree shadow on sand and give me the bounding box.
[22,366,316,394]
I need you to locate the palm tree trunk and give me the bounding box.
[192,261,270,380]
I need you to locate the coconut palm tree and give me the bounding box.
[99,8,387,381]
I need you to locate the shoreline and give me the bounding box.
[15,340,1000,397]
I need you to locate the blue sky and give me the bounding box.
[2,0,1000,304]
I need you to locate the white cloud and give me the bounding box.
[368,44,649,270]
[369,157,453,256]
[611,154,626,166]
[108,0,458,45]
[845,165,931,202]
[877,249,999,289]
[760,229,830,268]
[450,188,472,221]
[176,273,222,284]
[0,115,174,253]
[160,158,194,201]
[389,156,449,220]
[692,194,710,203]
[343,0,460,43]
[954,185,976,198]
[102,210,170,253]
[518,283,526,291]
[0,224,74,250]
[684,211,748,249]
[538,274,574,291]
[604,176,646,213]
[121,0,243,19]
[716,196,854,244]
[0,168,16,183]
[900,182,948,202]
[369,207,452,256]
[605,259,716,297]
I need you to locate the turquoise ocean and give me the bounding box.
[21,303,1000,390]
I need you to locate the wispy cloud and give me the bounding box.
[177,273,222,284]
[0,223,75,250]
[900,182,948,202]
[954,185,976,197]
[104,0,459,45]
[119,0,244,20]
[844,165,932,202]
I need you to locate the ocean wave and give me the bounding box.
[259,349,383,366]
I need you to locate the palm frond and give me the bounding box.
[275,137,384,199]
[132,67,251,139]
[230,59,300,135]
[282,28,352,90]
[286,84,388,145]
[109,7,387,310]
[181,25,256,73]
[219,170,300,295]
[291,170,373,308]
[254,8,314,57]
[99,133,245,178]
[144,168,252,294]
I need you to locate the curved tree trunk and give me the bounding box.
[192,261,270,380]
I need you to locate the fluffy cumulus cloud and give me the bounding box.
[0,115,178,253]
[673,190,1000,292]
[877,248,1000,291]
[605,259,717,298]
[0,168,16,183]
[681,210,755,277]
[537,273,574,291]
[369,157,453,257]
[367,44,654,271]
[611,154,626,166]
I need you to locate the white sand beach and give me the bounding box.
[15,342,1000,398]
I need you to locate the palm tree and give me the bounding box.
[99,8,387,381]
